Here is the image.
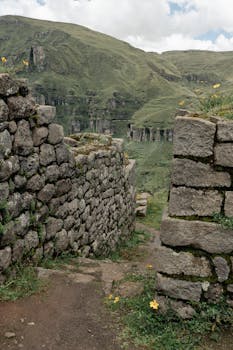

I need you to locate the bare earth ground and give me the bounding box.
[0,224,232,350]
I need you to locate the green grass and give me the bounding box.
[3,16,233,134]
[40,251,80,270]
[0,265,45,301]
[107,230,151,262]
[212,213,233,229]
[125,140,172,193]
[137,190,168,229]
[109,272,233,350]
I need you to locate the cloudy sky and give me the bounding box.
[0,0,233,52]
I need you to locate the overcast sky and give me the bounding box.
[0,0,233,52]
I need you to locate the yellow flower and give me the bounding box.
[146,264,153,269]
[178,100,185,106]
[23,59,29,66]
[108,294,113,300]
[1,56,7,64]
[150,299,159,310]
[212,83,221,89]
[211,94,218,98]
[113,296,120,303]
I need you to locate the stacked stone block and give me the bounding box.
[156,115,233,312]
[0,74,136,283]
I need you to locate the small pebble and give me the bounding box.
[27,322,35,326]
[5,332,16,338]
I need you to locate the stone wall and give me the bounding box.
[156,114,233,314]
[0,74,136,282]
[127,124,173,142]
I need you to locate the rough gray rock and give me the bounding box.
[45,164,60,182]
[160,211,233,254]
[26,174,45,191]
[156,273,202,302]
[0,74,19,96]
[36,105,56,125]
[55,179,72,197]
[55,229,69,252]
[0,130,12,159]
[46,217,63,239]
[169,187,222,216]
[40,143,56,166]
[32,126,48,146]
[224,192,233,217]
[48,123,64,145]
[14,120,33,155]
[204,283,224,302]
[37,184,55,203]
[217,120,233,141]
[154,246,211,277]
[213,257,230,282]
[0,99,9,122]
[7,95,36,119]
[171,158,231,187]
[20,153,39,178]
[55,143,70,164]
[0,156,19,181]
[24,231,39,252]
[0,182,9,200]
[215,143,233,167]
[173,116,216,157]
[0,247,12,270]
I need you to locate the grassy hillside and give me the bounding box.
[0,15,233,134]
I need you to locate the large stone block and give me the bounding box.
[0,99,9,122]
[156,273,202,302]
[48,123,64,145]
[0,74,19,96]
[169,187,222,216]
[32,126,48,146]
[224,192,233,217]
[0,156,19,181]
[213,257,230,282]
[0,247,11,271]
[215,144,233,167]
[0,130,12,159]
[217,120,233,141]
[171,158,231,188]
[7,96,36,119]
[36,105,56,125]
[154,246,211,277]
[161,211,233,254]
[40,144,56,166]
[14,120,33,156]
[173,116,215,157]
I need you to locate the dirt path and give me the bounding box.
[0,225,160,350]
[0,224,232,350]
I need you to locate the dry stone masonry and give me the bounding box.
[156,114,233,314]
[0,74,136,282]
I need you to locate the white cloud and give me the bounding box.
[0,0,233,52]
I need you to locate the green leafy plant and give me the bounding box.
[0,265,45,301]
[212,213,233,229]
[109,272,233,350]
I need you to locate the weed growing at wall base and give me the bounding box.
[109,273,233,350]
[0,265,45,301]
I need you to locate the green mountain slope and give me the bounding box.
[0,15,233,134]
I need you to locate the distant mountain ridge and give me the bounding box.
[0,15,232,134]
